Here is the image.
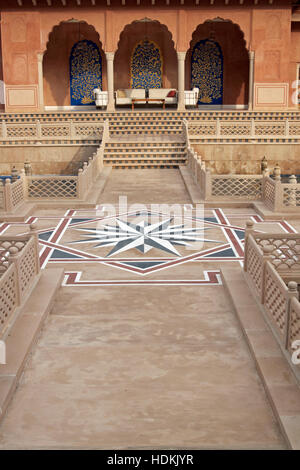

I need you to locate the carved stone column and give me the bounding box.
[248,50,255,111]
[105,52,115,112]
[177,51,186,112]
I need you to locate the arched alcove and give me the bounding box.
[43,20,106,108]
[69,40,102,105]
[187,19,249,107]
[115,19,177,90]
[191,39,223,105]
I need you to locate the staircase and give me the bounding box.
[103,113,187,169]
[4,108,300,169]
[104,138,186,169]
[108,113,183,136]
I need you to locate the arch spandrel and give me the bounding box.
[187,15,250,52]
[39,11,249,55]
[112,13,177,53]
[40,14,106,55]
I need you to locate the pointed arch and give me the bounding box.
[115,19,177,91]
[187,19,249,107]
[42,20,106,108]
[117,18,175,53]
[42,18,104,55]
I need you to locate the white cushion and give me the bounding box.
[116,89,146,104]
[116,97,131,105]
[149,89,165,99]
[165,97,177,104]
[148,89,177,104]
[131,89,146,99]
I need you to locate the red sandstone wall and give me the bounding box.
[43,22,107,107]
[0,3,295,111]
[252,8,291,108]
[0,18,4,111]
[290,23,300,108]
[1,11,41,112]
[252,8,291,83]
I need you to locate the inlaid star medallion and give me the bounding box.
[69,217,220,257]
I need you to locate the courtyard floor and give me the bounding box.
[0,169,297,449]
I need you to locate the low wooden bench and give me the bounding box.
[131,98,165,110]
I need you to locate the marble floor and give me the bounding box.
[0,169,297,449]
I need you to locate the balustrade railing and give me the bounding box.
[185,147,300,209]
[0,120,109,209]
[0,229,40,339]
[26,175,78,199]
[262,175,300,211]
[1,171,26,212]
[188,118,300,140]
[0,119,104,142]
[244,223,300,379]
[186,147,263,201]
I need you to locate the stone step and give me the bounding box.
[108,125,183,129]
[105,145,185,150]
[104,153,186,159]
[110,130,182,135]
[104,154,186,160]
[109,124,183,129]
[108,118,182,123]
[108,136,184,143]
[3,111,300,120]
[107,163,182,169]
[3,113,300,125]
[108,122,173,126]
[105,142,185,146]
[104,161,186,167]
[105,152,186,158]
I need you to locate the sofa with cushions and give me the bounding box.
[115,88,178,106]
[148,88,177,105]
[115,89,146,106]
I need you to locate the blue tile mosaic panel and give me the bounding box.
[131,39,162,89]
[70,40,102,106]
[191,39,223,105]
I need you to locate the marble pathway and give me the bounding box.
[0,169,294,449]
